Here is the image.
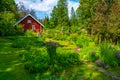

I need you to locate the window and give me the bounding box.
[32,25,35,30]
[27,20,31,23]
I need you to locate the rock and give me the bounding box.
[46,41,59,47]
[95,60,104,67]
[95,60,110,69]
[115,51,120,61]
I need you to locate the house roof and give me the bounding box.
[13,14,44,27]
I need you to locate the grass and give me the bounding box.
[107,67,120,75]
[0,37,36,80]
[38,64,115,80]
[0,36,119,80]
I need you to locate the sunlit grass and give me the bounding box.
[0,36,119,80]
[0,37,36,80]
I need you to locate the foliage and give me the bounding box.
[25,30,37,37]
[89,50,99,62]
[49,0,69,29]
[80,42,98,61]
[75,29,90,48]
[15,24,24,35]
[11,36,45,49]
[46,42,58,65]
[0,0,17,12]
[57,48,80,67]
[99,43,118,66]
[69,7,78,33]
[43,29,69,40]
[90,0,120,44]
[49,6,58,28]
[0,11,16,36]
[114,50,120,65]
[19,41,80,73]
[46,43,80,72]
[23,48,50,73]
[76,0,98,33]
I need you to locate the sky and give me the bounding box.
[14,0,79,19]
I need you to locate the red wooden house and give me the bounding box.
[14,14,44,33]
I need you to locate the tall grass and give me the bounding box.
[99,43,118,66]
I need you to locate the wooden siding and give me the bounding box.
[19,16,43,33]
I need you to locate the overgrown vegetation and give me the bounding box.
[0,0,120,80]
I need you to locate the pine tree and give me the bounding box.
[70,7,78,33]
[56,0,69,27]
[76,0,98,33]
[90,0,120,43]
[70,7,76,26]
[49,0,69,29]
[49,6,58,28]
[44,16,49,28]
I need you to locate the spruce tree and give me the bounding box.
[70,7,78,33]
[49,0,69,30]
[49,6,58,28]
[76,0,98,33]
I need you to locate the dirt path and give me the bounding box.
[83,61,120,80]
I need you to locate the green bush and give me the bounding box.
[114,50,120,65]
[15,24,24,35]
[72,31,90,48]
[11,37,30,48]
[76,35,90,48]
[57,47,80,67]
[11,37,45,49]
[19,42,80,73]
[57,51,80,67]
[89,50,99,62]
[25,30,37,37]
[49,48,80,73]
[23,48,50,73]
[80,45,98,61]
[99,43,118,66]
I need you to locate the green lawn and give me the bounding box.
[0,37,119,80]
[0,38,36,80]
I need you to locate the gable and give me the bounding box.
[14,14,44,28]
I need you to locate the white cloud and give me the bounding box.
[14,0,79,18]
[68,1,79,17]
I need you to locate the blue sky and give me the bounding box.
[14,0,79,19]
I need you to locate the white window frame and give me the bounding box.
[27,20,31,23]
[32,25,35,30]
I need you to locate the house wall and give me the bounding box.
[19,16,43,33]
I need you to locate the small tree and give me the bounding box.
[0,11,16,36]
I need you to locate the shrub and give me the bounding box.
[11,37,45,49]
[99,43,118,66]
[57,51,80,67]
[80,43,98,61]
[76,35,90,48]
[57,47,80,67]
[25,30,37,37]
[46,42,58,64]
[114,50,120,65]
[15,24,24,35]
[11,37,29,48]
[23,48,50,73]
[19,42,80,73]
[89,50,99,62]
[73,31,90,48]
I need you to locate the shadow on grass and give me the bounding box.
[0,38,36,80]
[0,37,115,80]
